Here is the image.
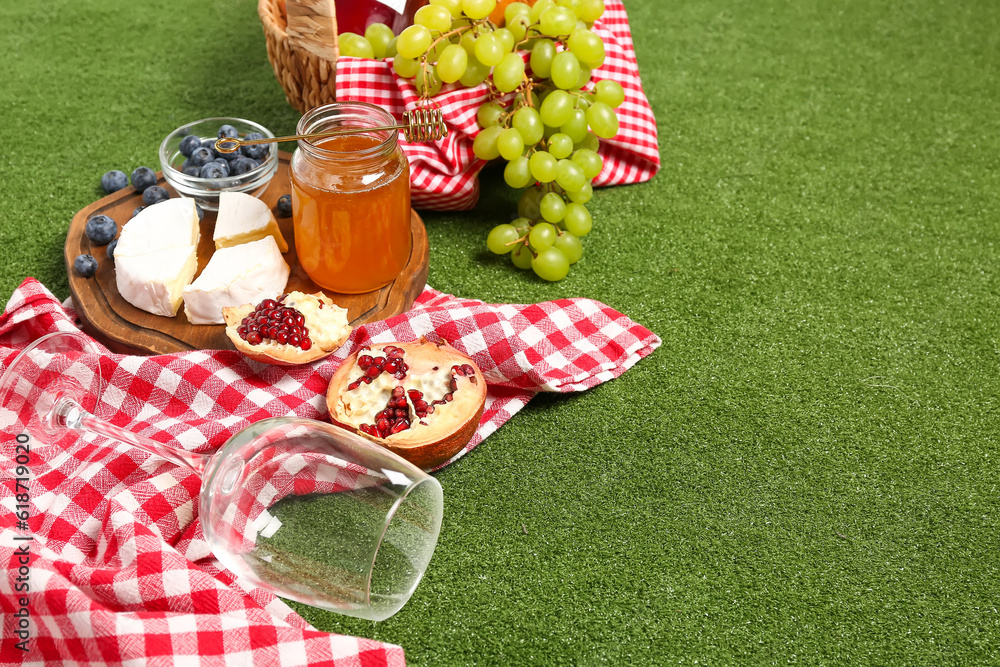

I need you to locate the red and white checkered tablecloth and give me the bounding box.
[0,278,660,665]
[335,0,661,211]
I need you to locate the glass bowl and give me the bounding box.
[159,117,279,211]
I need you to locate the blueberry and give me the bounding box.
[276,194,292,218]
[132,205,146,218]
[100,170,128,193]
[230,156,258,176]
[210,158,231,177]
[85,214,117,245]
[189,146,214,168]
[74,254,98,278]
[201,138,225,159]
[241,132,270,161]
[106,239,118,260]
[218,124,239,140]
[199,162,226,179]
[195,204,205,221]
[130,166,157,192]
[179,134,201,157]
[183,165,202,177]
[142,186,170,206]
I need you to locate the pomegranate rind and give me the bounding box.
[223,292,350,366]
[326,339,487,469]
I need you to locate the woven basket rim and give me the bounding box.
[258,0,288,42]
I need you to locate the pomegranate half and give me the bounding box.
[326,338,487,469]
[223,291,351,365]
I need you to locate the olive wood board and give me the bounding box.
[65,151,429,356]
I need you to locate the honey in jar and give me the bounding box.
[290,102,411,294]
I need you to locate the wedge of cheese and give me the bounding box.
[182,236,290,325]
[213,191,288,253]
[114,198,200,317]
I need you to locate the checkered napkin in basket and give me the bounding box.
[0,277,660,666]
[335,0,661,211]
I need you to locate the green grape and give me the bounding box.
[459,56,491,86]
[543,123,560,139]
[416,66,442,96]
[566,181,593,203]
[462,0,497,20]
[498,127,526,160]
[460,30,477,54]
[512,217,532,235]
[507,14,531,42]
[576,131,600,152]
[514,88,541,109]
[339,33,375,59]
[574,93,592,110]
[494,28,515,54]
[554,231,583,264]
[563,202,592,236]
[539,7,577,36]
[550,51,582,89]
[586,101,619,138]
[547,133,574,159]
[529,222,557,250]
[487,224,521,254]
[427,39,449,64]
[529,151,558,182]
[505,2,533,22]
[477,100,505,128]
[518,186,544,218]
[473,126,503,160]
[415,4,453,32]
[384,36,399,58]
[539,192,567,222]
[511,243,534,269]
[493,52,526,93]
[560,108,589,142]
[364,24,395,59]
[529,39,556,79]
[431,0,463,18]
[397,25,433,58]
[393,55,420,78]
[532,247,570,281]
[557,0,583,13]
[512,107,544,145]
[504,156,533,188]
[474,32,504,67]
[567,29,605,68]
[530,0,557,23]
[539,89,574,127]
[571,148,603,178]
[594,80,625,108]
[574,66,593,91]
[579,0,605,23]
[556,159,586,192]
[437,44,469,83]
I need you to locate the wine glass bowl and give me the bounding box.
[0,331,443,621]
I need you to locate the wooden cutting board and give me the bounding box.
[65,151,429,355]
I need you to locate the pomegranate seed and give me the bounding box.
[237,326,247,336]
[392,386,405,397]
[348,380,361,391]
[276,331,289,344]
[295,313,305,326]
[366,366,381,378]
[283,315,296,327]
[246,331,262,345]
[384,360,399,373]
[461,364,475,376]
[301,338,312,351]
[374,357,386,368]
[289,334,300,346]
[377,418,390,434]
[414,399,428,412]
[262,299,278,310]
[358,355,373,369]
[277,293,287,302]
[408,389,423,400]
[444,393,453,402]
[394,371,406,380]
[390,420,409,434]
[394,408,406,418]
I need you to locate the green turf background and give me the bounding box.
[3,0,999,664]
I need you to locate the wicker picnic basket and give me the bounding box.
[258,0,341,113]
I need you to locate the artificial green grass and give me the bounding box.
[3,0,1000,663]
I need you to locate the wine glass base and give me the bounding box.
[0,331,103,441]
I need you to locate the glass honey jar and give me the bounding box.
[290,102,411,294]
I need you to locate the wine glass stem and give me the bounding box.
[55,396,208,476]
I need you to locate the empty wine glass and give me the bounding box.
[0,330,443,621]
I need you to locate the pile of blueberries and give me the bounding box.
[178,124,271,180]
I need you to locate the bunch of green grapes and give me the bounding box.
[339,0,623,282]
